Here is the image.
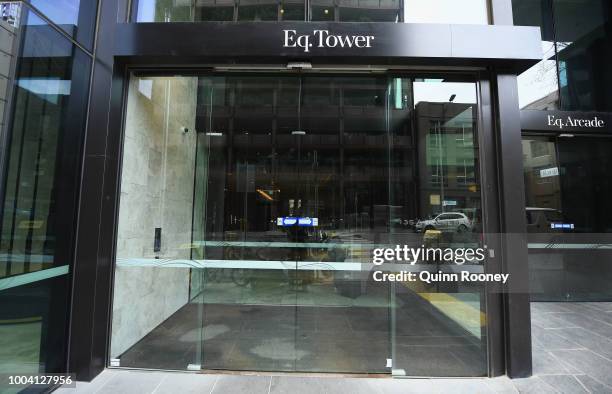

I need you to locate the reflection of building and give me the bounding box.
[515,0,612,111]
[415,102,480,218]
[521,139,561,210]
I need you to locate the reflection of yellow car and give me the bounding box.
[423,229,442,247]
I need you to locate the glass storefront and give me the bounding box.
[523,135,612,301]
[110,72,487,376]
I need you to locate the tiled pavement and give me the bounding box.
[523,301,612,393]
[55,302,612,394]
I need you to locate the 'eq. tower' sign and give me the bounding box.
[283,29,375,53]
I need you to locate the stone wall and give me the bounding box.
[111,76,198,359]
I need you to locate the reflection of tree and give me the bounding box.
[534,42,557,82]
[518,41,560,110]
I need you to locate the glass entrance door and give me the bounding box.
[195,75,393,373]
[291,76,393,373]
[110,72,488,376]
[195,76,301,371]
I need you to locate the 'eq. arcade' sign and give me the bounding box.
[283,29,375,53]
[547,114,605,130]
[521,110,610,133]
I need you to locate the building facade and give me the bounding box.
[0,0,609,391]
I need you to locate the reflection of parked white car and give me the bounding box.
[415,212,472,233]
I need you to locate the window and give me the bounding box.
[0,3,92,386]
[513,0,612,111]
[135,0,497,23]
[530,140,549,157]
[554,0,612,111]
[523,136,612,301]
[27,0,97,49]
[512,0,560,110]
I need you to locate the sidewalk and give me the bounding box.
[56,371,519,394]
[55,302,612,393]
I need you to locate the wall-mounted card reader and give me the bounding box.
[154,227,161,253]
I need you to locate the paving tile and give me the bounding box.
[586,302,612,313]
[531,303,575,314]
[550,349,612,387]
[511,376,558,394]
[317,377,385,394]
[428,378,495,394]
[530,313,579,330]
[153,373,217,394]
[531,327,584,351]
[532,350,571,375]
[269,376,325,394]
[483,376,519,394]
[566,305,612,327]
[55,369,119,394]
[539,375,588,394]
[570,302,612,314]
[551,327,612,360]
[375,378,436,394]
[210,375,271,394]
[549,313,612,339]
[546,351,584,374]
[96,371,168,394]
[574,374,612,394]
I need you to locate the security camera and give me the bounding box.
[181,127,189,133]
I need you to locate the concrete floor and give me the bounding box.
[55,302,612,393]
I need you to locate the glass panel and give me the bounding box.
[553,0,612,111]
[391,78,487,377]
[512,0,560,110]
[110,76,204,370]
[523,136,612,301]
[196,76,299,371]
[293,76,391,373]
[137,0,310,20]
[196,0,235,21]
[25,0,96,48]
[404,0,489,24]
[0,4,90,391]
[280,0,304,20]
[310,0,335,21]
[334,0,400,22]
[136,0,194,22]
[237,0,279,20]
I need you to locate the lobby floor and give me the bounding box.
[116,285,486,376]
[55,302,612,393]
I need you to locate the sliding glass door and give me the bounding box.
[195,75,393,373]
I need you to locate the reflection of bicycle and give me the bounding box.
[231,268,251,286]
[202,267,226,283]
[202,266,258,287]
